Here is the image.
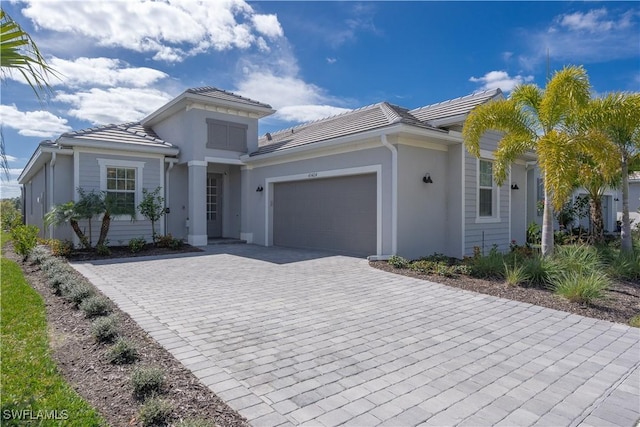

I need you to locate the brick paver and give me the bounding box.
[73,245,640,426]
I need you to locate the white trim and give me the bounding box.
[461,147,466,257]
[188,160,208,167]
[476,158,501,223]
[381,135,397,255]
[97,158,145,220]
[56,136,178,156]
[71,146,165,159]
[47,153,56,238]
[187,234,208,246]
[204,156,245,165]
[159,157,165,236]
[395,136,449,152]
[508,167,512,245]
[264,164,383,256]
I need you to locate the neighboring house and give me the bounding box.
[617,172,640,228]
[19,87,540,260]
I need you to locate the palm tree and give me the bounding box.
[462,65,591,257]
[45,201,91,250]
[1,8,55,98]
[585,93,640,253]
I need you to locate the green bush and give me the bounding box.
[504,262,528,286]
[47,239,73,257]
[629,315,640,328]
[388,255,409,269]
[28,246,50,265]
[96,243,111,256]
[90,315,119,343]
[467,249,505,279]
[551,245,603,275]
[522,256,557,287]
[79,295,112,317]
[10,224,39,260]
[128,237,147,253]
[551,271,609,304]
[106,338,138,365]
[138,396,173,427]
[47,272,75,295]
[63,283,95,307]
[609,251,640,281]
[40,257,62,272]
[156,234,183,249]
[1,199,23,231]
[131,366,165,399]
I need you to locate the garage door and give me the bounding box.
[273,174,377,255]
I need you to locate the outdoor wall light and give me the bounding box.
[511,184,519,190]
[422,174,433,184]
[256,186,264,192]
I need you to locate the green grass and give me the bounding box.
[1,252,106,426]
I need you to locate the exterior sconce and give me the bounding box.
[422,174,433,184]
[256,186,264,192]
[511,184,519,190]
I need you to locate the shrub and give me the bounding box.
[467,249,505,279]
[609,251,640,281]
[79,295,112,317]
[96,243,111,256]
[28,246,50,265]
[629,315,640,328]
[156,234,183,249]
[388,255,409,269]
[49,239,73,257]
[551,271,609,304]
[551,245,603,275]
[131,366,166,399]
[63,283,95,307]
[106,338,138,365]
[40,257,62,273]
[504,262,528,286]
[47,272,75,295]
[410,260,437,274]
[91,315,119,343]
[129,237,147,253]
[138,397,173,427]
[10,224,39,260]
[522,256,557,287]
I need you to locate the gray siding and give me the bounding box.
[510,163,527,245]
[75,151,163,245]
[464,131,510,255]
[51,155,74,241]
[24,164,47,238]
[396,144,450,259]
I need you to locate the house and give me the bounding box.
[18,87,540,260]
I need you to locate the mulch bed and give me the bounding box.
[370,261,640,326]
[4,243,248,427]
[66,243,203,262]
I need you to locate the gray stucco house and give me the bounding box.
[18,86,540,259]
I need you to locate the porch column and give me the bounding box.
[187,161,208,246]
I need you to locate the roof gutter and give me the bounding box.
[56,136,179,156]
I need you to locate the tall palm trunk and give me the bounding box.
[620,156,633,253]
[70,219,90,249]
[589,196,605,245]
[97,212,111,248]
[541,181,555,257]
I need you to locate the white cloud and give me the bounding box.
[0,168,24,199]
[0,104,72,137]
[54,88,173,125]
[21,0,285,62]
[47,57,169,88]
[278,105,351,123]
[519,7,639,69]
[469,71,534,92]
[327,58,337,64]
[4,155,18,163]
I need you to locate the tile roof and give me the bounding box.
[253,102,437,156]
[410,88,502,123]
[60,122,174,147]
[186,86,272,109]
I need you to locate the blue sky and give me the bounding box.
[1,1,639,198]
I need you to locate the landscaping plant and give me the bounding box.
[131,366,166,399]
[106,338,139,365]
[137,396,173,427]
[138,186,165,244]
[9,224,39,260]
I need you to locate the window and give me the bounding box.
[478,159,495,217]
[206,119,248,152]
[106,167,136,211]
[97,159,145,217]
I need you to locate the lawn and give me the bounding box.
[1,232,106,426]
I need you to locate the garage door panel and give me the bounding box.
[273,174,376,255]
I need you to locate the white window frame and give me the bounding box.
[476,157,500,223]
[97,158,145,220]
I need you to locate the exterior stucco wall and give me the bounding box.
[75,151,163,244]
[396,144,451,259]
[166,163,188,240]
[446,144,464,257]
[464,131,510,255]
[243,144,393,256]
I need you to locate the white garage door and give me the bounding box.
[273,174,377,255]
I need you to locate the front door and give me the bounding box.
[206,173,222,238]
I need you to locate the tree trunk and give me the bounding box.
[589,196,605,245]
[70,219,91,249]
[541,180,555,257]
[97,212,111,248]
[620,156,633,253]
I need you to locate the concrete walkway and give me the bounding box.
[72,245,640,427]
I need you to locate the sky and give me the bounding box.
[1,0,639,199]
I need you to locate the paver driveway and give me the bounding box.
[73,245,640,427]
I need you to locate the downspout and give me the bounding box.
[48,152,57,238]
[381,134,398,255]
